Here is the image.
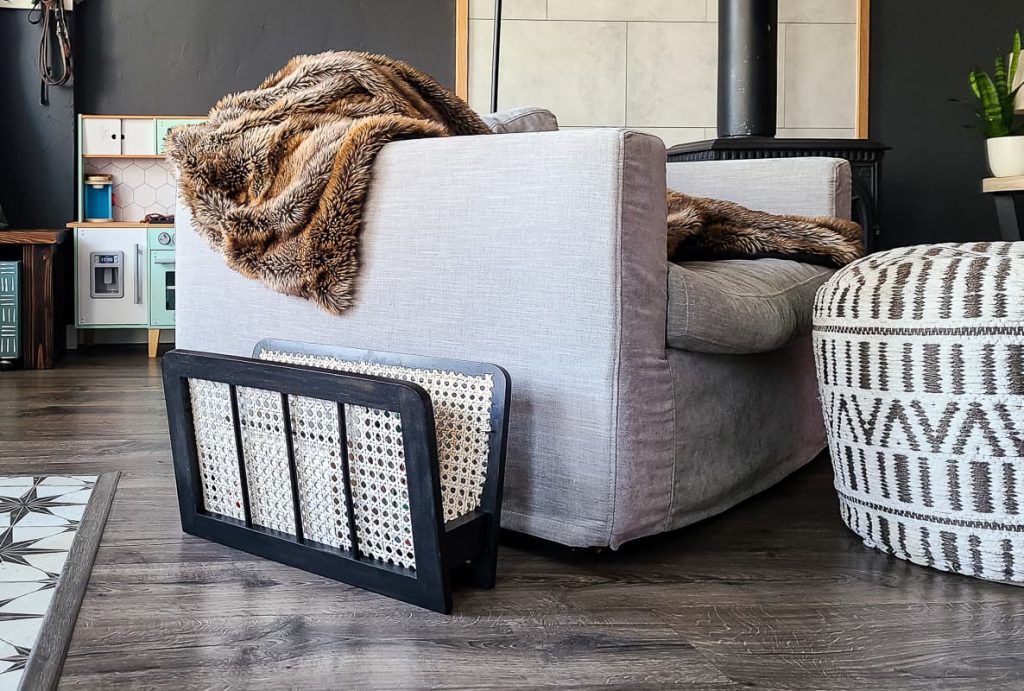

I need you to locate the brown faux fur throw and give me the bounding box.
[667,191,863,267]
[168,51,861,315]
[166,51,492,314]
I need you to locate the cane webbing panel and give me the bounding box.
[345,405,415,568]
[259,349,495,523]
[186,378,414,567]
[236,386,297,536]
[289,395,352,551]
[188,379,245,521]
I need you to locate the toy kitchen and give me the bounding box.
[68,115,203,357]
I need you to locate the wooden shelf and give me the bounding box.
[66,222,174,229]
[983,176,1024,193]
[0,229,68,245]
[81,114,206,120]
[83,154,167,159]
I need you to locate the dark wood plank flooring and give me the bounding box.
[1,348,1022,689]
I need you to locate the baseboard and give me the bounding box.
[68,327,176,348]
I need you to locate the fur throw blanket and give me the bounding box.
[166,51,491,314]
[169,52,862,315]
[667,191,863,267]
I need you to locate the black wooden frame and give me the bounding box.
[162,348,511,614]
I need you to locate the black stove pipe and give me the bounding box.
[717,0,778,138]
[491,0,503,113]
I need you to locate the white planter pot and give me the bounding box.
[987,136,1024,177]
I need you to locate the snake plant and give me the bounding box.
[969,30,1023,138]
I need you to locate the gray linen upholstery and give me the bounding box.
[667,259,834,354]
[480,106,559,133]
[178,129,674,548]
[667,157,851,218]
[176,129,848,548]
[667,336,826,530]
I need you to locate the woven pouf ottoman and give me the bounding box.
[814,242,1024,583]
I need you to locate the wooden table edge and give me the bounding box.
[0,230,69,245]
[983,176,1024,194]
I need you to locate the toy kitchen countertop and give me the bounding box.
[67,222,174,228]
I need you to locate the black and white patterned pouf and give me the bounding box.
[813,242,1024,583]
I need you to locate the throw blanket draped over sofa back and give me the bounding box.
[169,52,862,316]
[166,51,492,314]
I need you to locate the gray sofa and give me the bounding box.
[175,129,850,548]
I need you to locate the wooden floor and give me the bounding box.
[2,348,1022,689]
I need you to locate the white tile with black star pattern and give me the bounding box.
[0,476,95,691]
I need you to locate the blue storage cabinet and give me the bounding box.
[0,261,19,361]
[83,179,114,222]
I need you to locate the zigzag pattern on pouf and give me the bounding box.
[814,242,1024,583]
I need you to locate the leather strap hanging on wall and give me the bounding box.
[28,0,73,106]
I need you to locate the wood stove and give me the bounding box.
[666,0,886,252]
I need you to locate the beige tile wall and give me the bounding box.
[468,0,857,146]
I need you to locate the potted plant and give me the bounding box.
[970,30,1024,177]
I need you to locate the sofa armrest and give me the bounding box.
[666,157,852,219]
[178,128,669,359]
[176,128,676,548]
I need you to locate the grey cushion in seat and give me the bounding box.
[667,259,834,354]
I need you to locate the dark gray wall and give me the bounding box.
[871,1,1024,247]
[76,0,455,115]
[0,12,76,229]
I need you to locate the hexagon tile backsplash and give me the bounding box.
[85,158,177,223]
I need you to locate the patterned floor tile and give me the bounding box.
[0,486,87,526]
[0,617,44,649]
[43,505,86,523]
[0,588,54,617]
[9,527,68,543]
[34,487,92,502]
[0,669,23,691]
[0,476,95,687]
[0,584,45,605]
[27,532,76,552]
[22,553,68,577]
[15,507,84,527]
[0,564,50,583]
[38,477,96,486]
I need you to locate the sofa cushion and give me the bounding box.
[667,258,834,354]
[480,106,559,134]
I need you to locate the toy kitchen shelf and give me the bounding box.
[70,114,204,358]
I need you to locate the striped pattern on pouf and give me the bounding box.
[813,242,1024,583]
